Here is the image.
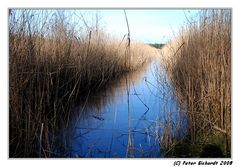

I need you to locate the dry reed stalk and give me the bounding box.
[9,9,155,157]
[161,9,231,156]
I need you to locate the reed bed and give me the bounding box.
[9,9,155,157]
[160,10,231,157]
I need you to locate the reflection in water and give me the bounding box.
[61,60,187,158]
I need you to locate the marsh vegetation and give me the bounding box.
[160,10,231,157]
[9,9,231,158]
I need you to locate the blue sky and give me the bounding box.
[11,9,200,44]
[77,9,200,43]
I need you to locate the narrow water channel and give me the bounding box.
[63,59,187,158]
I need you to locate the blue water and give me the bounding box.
[65,60,187,158]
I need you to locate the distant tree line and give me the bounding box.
[148,43,165,49]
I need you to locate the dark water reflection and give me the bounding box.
[64,60,187,158]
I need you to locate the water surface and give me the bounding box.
[64,59,187,158]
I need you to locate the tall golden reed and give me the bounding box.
[161,10,231,156]
[9,9,155,157]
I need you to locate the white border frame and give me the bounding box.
[1,1,239,167]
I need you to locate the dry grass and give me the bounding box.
[160,10,231,156]
[9,9,156,157]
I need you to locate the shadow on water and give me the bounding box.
[58,59,188,158]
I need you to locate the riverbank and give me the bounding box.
[159,10,231,157]
[9,10,157,157]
